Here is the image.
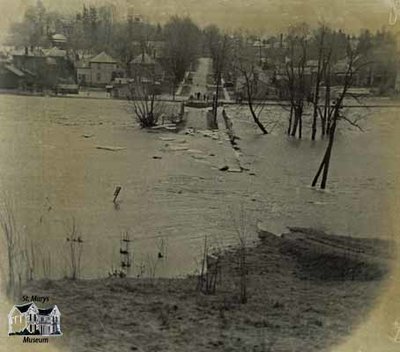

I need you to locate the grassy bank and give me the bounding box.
[22,228,392,352]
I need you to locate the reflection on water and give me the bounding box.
[0,94,398,278]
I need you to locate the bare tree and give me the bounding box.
[38,246,52,279]
[66,218,84,280]
[0,198,26,298]
[231,205,249,304]
[197,235,221,295]
[312,41,369,189]
[205,27,231,127]
[311,26,327,141]
[128,80,165,128]
[146,254,159,283]
[285,27,310,139]
[23,240,36,282]
[237,63,269,134]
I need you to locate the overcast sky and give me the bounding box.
[0,0,397,40]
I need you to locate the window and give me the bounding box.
[97,73,101,81]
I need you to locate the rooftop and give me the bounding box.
[131,53,156,65]
[43,47,67,58]
[52,34,67,42]
[90,51,117,64]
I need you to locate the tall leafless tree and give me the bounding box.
[312,41,369,189]
[285,29,310,139]
[205,26,232,127]
[311,26,327,141]
[237,64,269,134]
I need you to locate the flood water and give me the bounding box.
[0,94,398,279]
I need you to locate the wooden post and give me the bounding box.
[113,186,122,203]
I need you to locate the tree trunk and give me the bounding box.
[311,152,326,187]
[311,108,318,141]
[290,110,299,137]
[291,107,302,138]
[298,111,302,139]
[312,29,325,141]
[248,99,268,134]
[320,118,337,189]
[312,114,337,189]
[244,71,268,135]
[322,61,331,138]
[214,71,221,127]
[288,105,293,135]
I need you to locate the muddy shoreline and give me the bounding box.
[22,228,392,352]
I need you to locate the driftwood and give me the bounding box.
[96,146,126,152]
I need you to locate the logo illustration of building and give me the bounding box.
[8,302,62,336]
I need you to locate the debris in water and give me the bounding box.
[191,154,206,160]
[169,146,189,151]
[113,186,122,203]
[96,146,126,152]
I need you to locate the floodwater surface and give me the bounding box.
[0,94,398,278]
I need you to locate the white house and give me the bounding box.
[8,302,62,336]
[89,51,118,85]
[77,51,122,87]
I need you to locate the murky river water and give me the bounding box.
[0,94,398,279]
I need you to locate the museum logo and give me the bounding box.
[8,301,62,343]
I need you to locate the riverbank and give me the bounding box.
[2,89,400,108]
[22,228,393,352]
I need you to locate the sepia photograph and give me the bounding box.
[0,1,399,351]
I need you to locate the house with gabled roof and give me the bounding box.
[89,51,120,86]
[130,52,163,82]
[8,302,62,336]
[76,51,123,87]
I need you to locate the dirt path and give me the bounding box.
[189,58,212,98]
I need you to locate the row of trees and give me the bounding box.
[199,23,380,190]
